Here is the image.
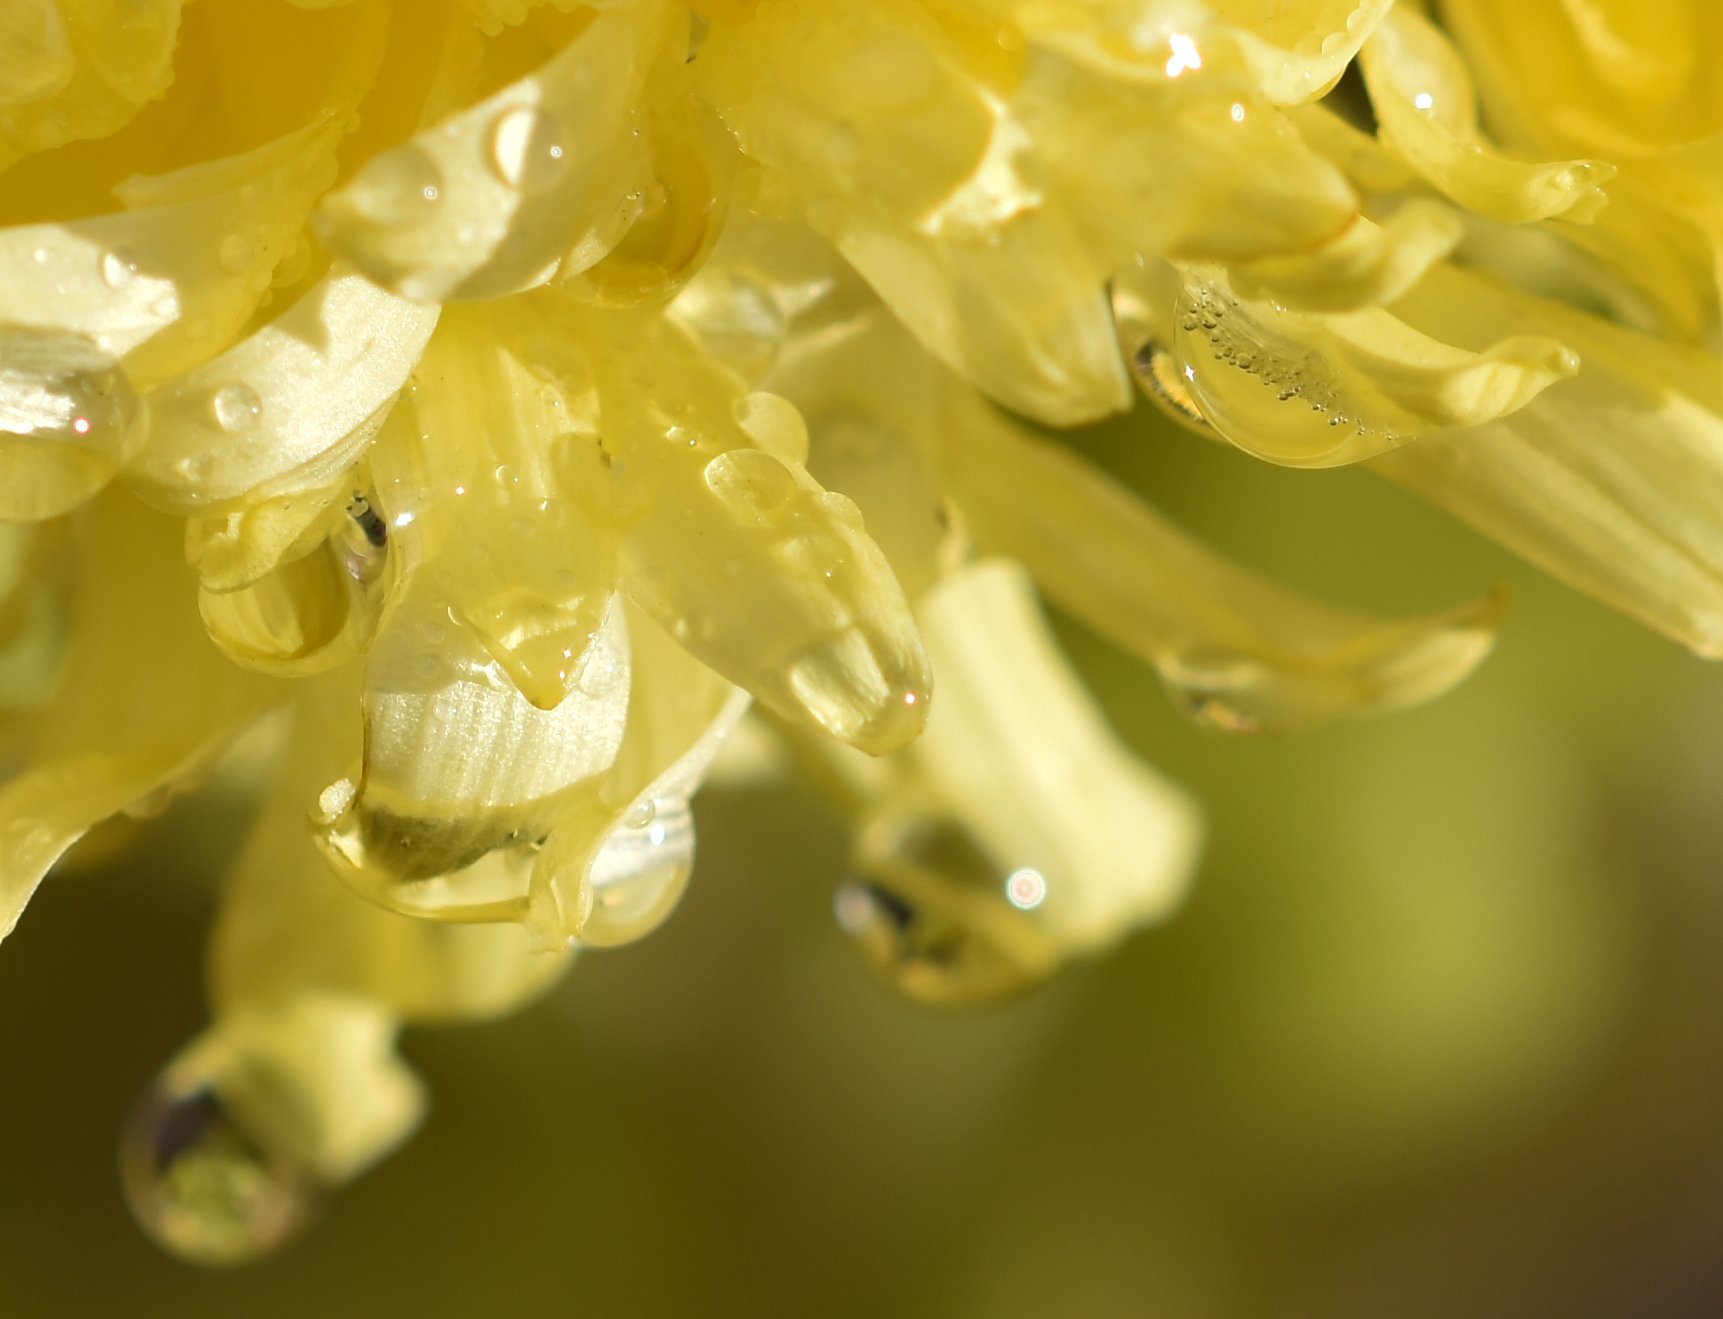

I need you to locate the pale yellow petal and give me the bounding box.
[125,270,439,513]
[1377,262,1723,657]
[0,492,278,944]
[583,305,932,755]
[1361,7,1615,225]
[941,396,1502,733]
[0,0,180,167]
[1169,264,1577,467]
[317,2,665,301]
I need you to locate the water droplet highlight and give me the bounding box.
[212,383,262,432]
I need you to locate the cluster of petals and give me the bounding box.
[2,0,1720,1263]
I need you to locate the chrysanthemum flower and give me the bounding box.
[2,0,1718,1266]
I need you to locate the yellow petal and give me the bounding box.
[213,667,572,1020]
[1376,262,1723,657]
[126,270,439,512]
[1361,7,1615,224]
[941,396,1503,734]
[583,304,932,755]
[317,1,665,301]
[0,492,278,944]
[1168,263,1578,467]
[0,117,350,384]
[835,558,1201,1008]
[0,0,180,167]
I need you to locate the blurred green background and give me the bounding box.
[6,409,1723,1317]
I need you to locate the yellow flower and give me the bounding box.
[0,0,1714,1266]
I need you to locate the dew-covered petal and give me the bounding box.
[0,0,180,167]
[311,338,631,919]
[125,271,439,513]
[0,493,278,944]
[316,1,666,302]
[587,305,931,755]
[0,118,348,384]
[1376,263,1723,658]
[1360,7,1616,225]
[1169,264,1577,467]
[197,537,377,678]
[697,0,1132,425]
[940,396,1502,734]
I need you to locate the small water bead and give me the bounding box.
[211,383,262,432]
[99,247,138,289]
[622,798,657,829]
[217,233,255,274]
[121,1069,323,1267]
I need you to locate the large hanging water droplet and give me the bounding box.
[121,1068,322,1267]
[836,815,1059,1008]
[580,796,695,947]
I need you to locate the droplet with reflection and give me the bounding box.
[120,1065,323,1267]
[835,814,1059,1009]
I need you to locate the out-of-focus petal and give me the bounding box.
[0,0,180,168]
[835,558,1201,1007]
[940,396,1503,734]
[1377,262,1723,658]
[0,492,278,944]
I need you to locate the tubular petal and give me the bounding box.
[1377,263,1723,658]
[940,397,1503,734]
[1361,7,1616,225]
[585,306,932,756]
[1169,265,1578,468]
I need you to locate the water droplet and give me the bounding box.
[581,798,694,947]
[355,148,446,224]
[121,1067,322,1266]
[217,233,255,274]
[1128,337,1212,432]
[211,383,262,432]
[622,798,657,829]
[838,816,1058,1008]
[99,247,138,289]
[488,106,569,194]
[703,448,799,524]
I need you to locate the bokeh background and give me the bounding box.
[6,406,1723,1317]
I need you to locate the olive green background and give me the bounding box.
[5,411,1722,1317]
